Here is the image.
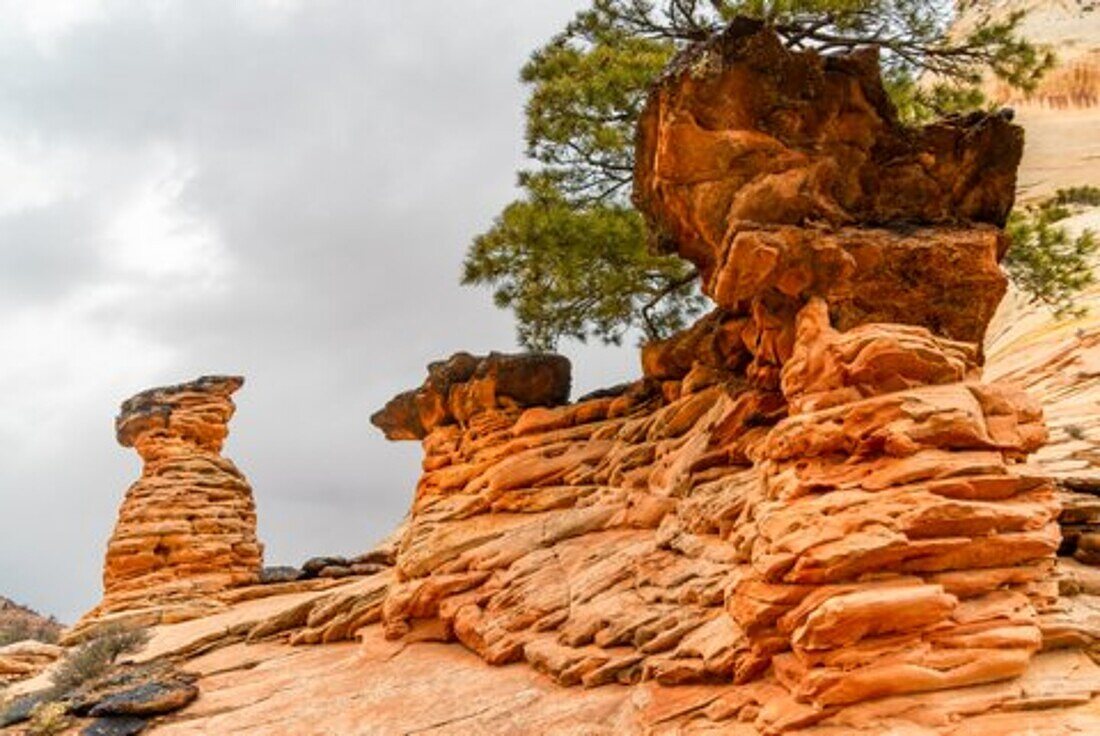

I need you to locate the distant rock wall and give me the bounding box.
[92,376,262,618]
[958,0,1100,111]
[953,0,1100,198]
[0,597,61,646]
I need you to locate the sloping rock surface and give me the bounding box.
[954,0,1100,199]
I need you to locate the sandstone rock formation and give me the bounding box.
[91,376,263,619]
[0,641,61,686]
[0,598,62,687]
[10,15,1100,736]
[293,20,1070,726]
[371,351,571,441]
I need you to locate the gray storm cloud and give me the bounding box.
[0,0,643,622]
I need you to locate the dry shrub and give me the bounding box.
[49,624,150,693]
[26,701,69,736]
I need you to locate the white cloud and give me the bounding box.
[0,0,106,54]
[104,145,233,290]
[0,136,85,216]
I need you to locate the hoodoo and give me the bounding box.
[91,376,262,620]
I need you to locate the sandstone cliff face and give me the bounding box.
[93,376,262,618]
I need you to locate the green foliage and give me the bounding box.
[49,625,150,694]
[464,178,702,349]
[1053,186,1100,209]
[1004,189,1099,317]
[465,0,1057,349]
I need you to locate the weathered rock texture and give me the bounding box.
[371,352,571,441]
[295,21,1070,728]
[0,641,61,685]
[635,19,1019,354]
[94,376,262,617]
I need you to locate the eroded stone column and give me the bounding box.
[630,18,1055,706]
[98,375,262,615]
[360,17,1055,714]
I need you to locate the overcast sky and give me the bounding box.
[0,0,652,622]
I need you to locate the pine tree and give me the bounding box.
[464,1,1058,350]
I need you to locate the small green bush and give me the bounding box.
[1004,188,1100,318]
[49,625,150,693]
[1052,186,1100,209]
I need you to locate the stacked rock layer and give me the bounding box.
[94,376,262,616]
[740,300,1057,706]
[360,20,1063,717]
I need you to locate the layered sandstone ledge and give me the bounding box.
[91,376,263,621]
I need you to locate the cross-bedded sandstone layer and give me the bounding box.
[349,20,1070,721]
[93,376,263,618]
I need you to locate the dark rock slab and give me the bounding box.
[88,681,198,717]
[0,691,52,727]
[82,716,147,736]
[300,556,348,578]
[259,565,301,584]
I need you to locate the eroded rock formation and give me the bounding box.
[20,17,1100,736]
[93,376,262,617]
[0,641,61,686]
[323,20,1067,723]
[371,352,571,441]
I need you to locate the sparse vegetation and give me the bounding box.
[48,624,150,693]
[1052,186,1100,209]
[0,596,62,646]
[25,702,69,736]
[0,618,61,646]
